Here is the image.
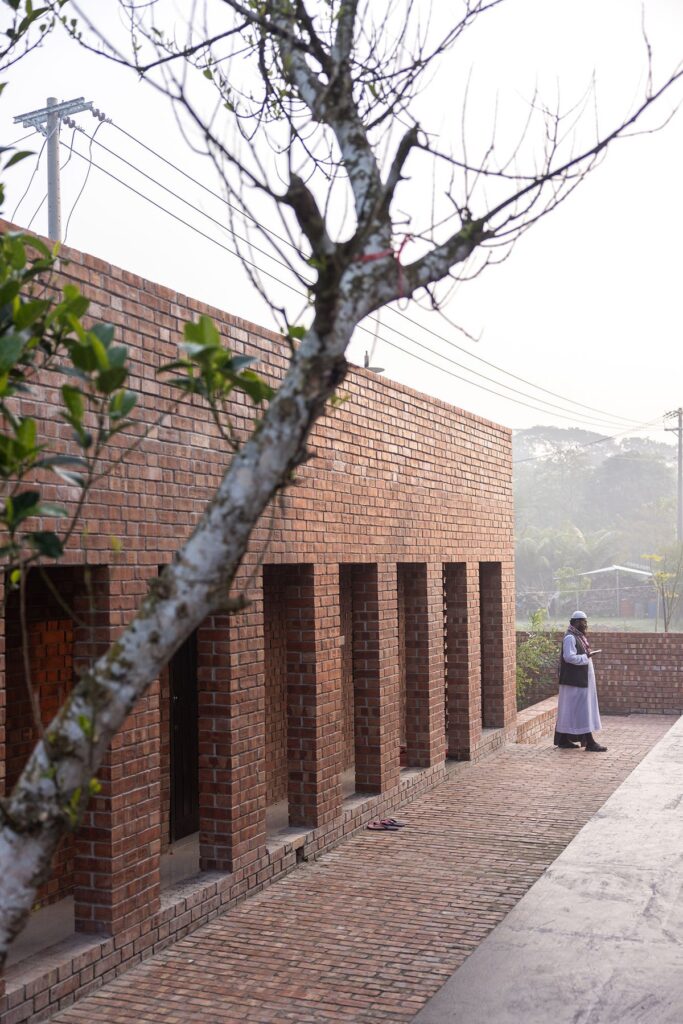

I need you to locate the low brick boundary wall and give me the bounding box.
[516,696,558,745]
[516,631,683,716]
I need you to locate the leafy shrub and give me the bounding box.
[516,609,558,706]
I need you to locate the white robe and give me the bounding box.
[556,633,602,735]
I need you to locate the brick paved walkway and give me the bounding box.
[51,715,676,1024]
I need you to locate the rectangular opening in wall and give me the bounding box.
[169,629,200,842]
[479,561,504,730]
[339,562,381,799]
[3,566,92,965]
[443,563,469,759]
[398,563,429,769]
[264,564,289,834]
[338,564,356,799]
[263,563,317,838]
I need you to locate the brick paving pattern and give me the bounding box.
[50,715,676,1024]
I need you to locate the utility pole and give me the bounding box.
[46,97,61,241]
[665,408,683,542]
[12,97,105,242]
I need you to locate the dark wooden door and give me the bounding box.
[169,630,199,841]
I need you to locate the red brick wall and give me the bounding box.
[516,631,683,715]
[0,225,515,1000]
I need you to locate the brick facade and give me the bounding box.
[0,226,515,1021]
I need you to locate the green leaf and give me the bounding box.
[0,335,25,371]
[15,416,37,451]
[184,315,220,348]
[109,389,136,421]
[90,323,115,347]
[287,325,306,341]
[61,385,84,422]
[14,298,49,329]
[28,531,64,558]
[107,344,128,368]
[88,333,109,370]
[4,150,34,170]
[97,366,127,394]
[6,489,40,527]
[237,370,274,405]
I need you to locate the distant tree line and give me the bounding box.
[514,426,678,624]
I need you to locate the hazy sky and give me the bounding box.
[2,0,682,444]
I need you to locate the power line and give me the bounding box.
[358,311,634,430]
[5,129,38,149]
[56,136,663,433]
[58,138,308,294]
[108,121,642,428]
[10,129,53,222]
[63,122,106,245]
[71,131,631,428]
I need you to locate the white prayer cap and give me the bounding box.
[570,610,588,620]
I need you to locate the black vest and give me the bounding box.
[558,631,589,688]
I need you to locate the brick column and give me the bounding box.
[198,570,266,874]
[351,563,400,793]
[423,562,447,766]
[399,563,445,768]
[501,558,517,729]
[73,565,161,936]
[480,561,505,729]
[444,562,481,759]
[285,563,342,828]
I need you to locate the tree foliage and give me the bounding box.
[515,608,557,705]
[514,426,677,617]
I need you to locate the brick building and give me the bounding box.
[1,231,515,1020]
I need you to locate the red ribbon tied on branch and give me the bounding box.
[355,234,413,300]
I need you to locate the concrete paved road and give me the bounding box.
[413,716,683,1024]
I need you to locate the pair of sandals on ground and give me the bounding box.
[554,731,607,752]
[366,817,407,831]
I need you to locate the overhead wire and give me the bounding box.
[63,121,106,245]
[10,127,54,223]
[55,129,660,432]
[26,128,80,232]
[62,130,643,430]
[5,129,39,149]
[57,140,634,429]
[108,121,642,428]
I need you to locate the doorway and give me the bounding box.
[169,629,199,841]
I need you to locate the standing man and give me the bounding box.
[554,611,607,752]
